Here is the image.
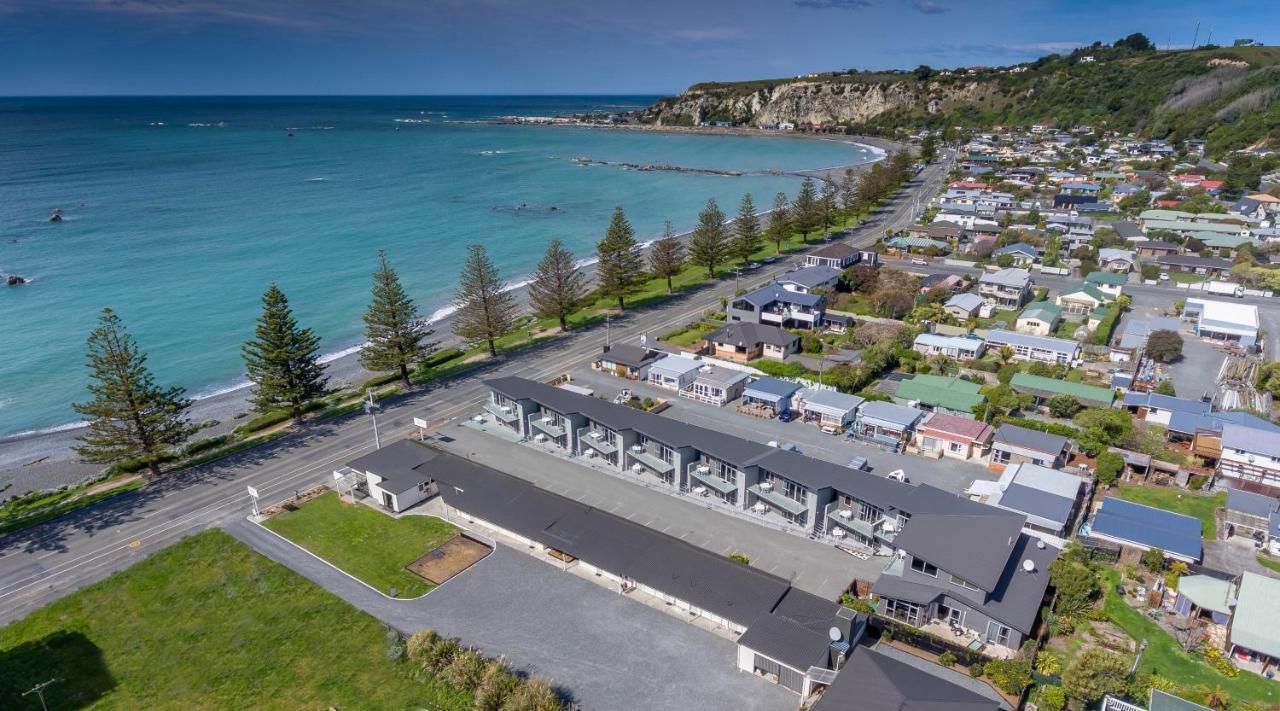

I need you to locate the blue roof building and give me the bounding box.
[1088,497,1203,563]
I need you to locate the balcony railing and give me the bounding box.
[530,416,566,439]
[748,484,808,516]
[484,401,519,423]
[628,447,674,475]
[576,427,617,455]
[686,464,738,495]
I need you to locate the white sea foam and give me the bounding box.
[393,118,429,124]
[6,419,91,439]
[306,177,328,182]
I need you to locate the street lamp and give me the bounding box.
[363,390,381,449]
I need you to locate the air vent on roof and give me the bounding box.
[1022,559,1037,573]
[1036,539,1047,550]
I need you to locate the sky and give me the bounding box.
[0,0,1273,96]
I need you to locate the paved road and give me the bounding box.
[0,153,955,626]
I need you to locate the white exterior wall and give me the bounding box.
[737,644,756,674]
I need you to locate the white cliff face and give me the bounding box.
[645,79,996,127]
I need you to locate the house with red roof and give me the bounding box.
[911,412,994,462]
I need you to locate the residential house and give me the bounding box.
[912,412,994,462]
[1157,254,1235,278]
[740,378,803,417]
[1102,691,1214,711]
[1123,392,1211,426]
[912,333,986,360]
[920,273,964,295]
[681,365,749,407]
[984,330,1080,365]
[1010,372,1115,409]
[1097,248,1136,273]
[854,401,924,446]
[989,424,1071,471]
[777,266,842,294]
[1134,241,1180,259]
[992,242,1038,267]
[1056,284,1113,320]
[1223,489,1280,555]
[1183,298,1259,347]
[1085,271,1128,297]
[1015,302,1062,336]
[1227,572,1280,676]
[646,355,703,392]
[811,648,1004,711]
[595,343,663,379]
[944,293,986,320]
[703,322,800,362]
[729,284,826,330]
[1109,315,1181,363]
[886,236,950,254]
[893,375,984,417]
[1218,423,1280,492]
[968,462,1085,539]
[805,242,863,269]
[977,268,1032,309]
[905,224,965,244]
[342,439,438,513]
[872,503,1057,653]
[1087,497,1203,563]
[796,389,864,432]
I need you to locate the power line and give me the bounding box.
[23,678,59,711]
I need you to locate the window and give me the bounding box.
[992,448,1012,463]
[988,622,1012,647]
[910,558,938,577]
[950,575,980,591]
[949,441,965,453]
[884,599,921,626]
[783,479,807,503]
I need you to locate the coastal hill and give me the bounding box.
[640,42,1280,156]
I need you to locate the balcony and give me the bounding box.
[687,464,738,496]
[530,416,566,439]
[748,483,808,517]
[824,502,875,539]
[577,427,617,455]
[628,446,674,475]
[484,401,519,424]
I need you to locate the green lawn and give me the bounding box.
[0,477,146,536]
[661,321,720,348]
[1258,555,1280,574]
[1165,271,1208,284]
[264,492,458,597]
[1111,484,1224,539]
[1101,569,1280,708]
[0,529,471,710]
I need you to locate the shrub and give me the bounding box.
[505,678,564,711]
[1062,648,1131,704]
[474,660,520,711]
[235,408,294,435]
[385,628,406,662]
[1035,649,1063,677]
[983,658,1033,695]
[421,347,465,369]
[405,630,440,662]
[729,553,750,565]
[183,434,231,457]
[421,637,461,674]
[969,663,984,678]
[1038,685,1067,711]
[1141,547,1166,572]
[1055,616,1076,635]
[1047,395,1084,419]
[441,649,486,691]
[938,651,956,668]
[840,594,873,613]
[1095,451,1124,486]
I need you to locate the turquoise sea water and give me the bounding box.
[0,97,873,438]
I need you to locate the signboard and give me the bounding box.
[246,485,259,499]
[413,417,428,429]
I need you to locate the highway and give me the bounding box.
[0,151,954,625]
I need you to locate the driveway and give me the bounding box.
[227,519,796,711]
[1123,296,1224,401]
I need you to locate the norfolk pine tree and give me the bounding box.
[731,193,763,266]
[361,250,433,388]
[840,169,858,213]
[819,180,838,237]
[688,198,729,278]
[648,221,685,294]
[528,238,587,331]
[242,283,328,417]
[792,177,818,242]
[766,192,790,254]
[595,206,645,310]
[73,307,195,478]
[452,244,519,357]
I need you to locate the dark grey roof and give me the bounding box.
[810,242,859,259]
[1137,240,1180,252]
[743,377,802,399]
[892,509,1026,592]
[346,439,434,493]
[780,266,843,289]
[598,343,661,369]
[739,283,823,308]
[738,588,840,671]
[813,649,1001,711]
[425,443,793,626]
[998,483,1074,528]
[1226,488,1280,519]
[1112,221,1145,240]
[1156,254,1233,269]
[992,424,1069,456]
[705,322,799,349]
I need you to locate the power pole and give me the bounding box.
[363,390,381,449]
[1191,22,1200,50]
[23,679,58,711]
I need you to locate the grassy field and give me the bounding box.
[0,477,146,536]
[661,321,721,348]
[1258,555,1280,574]
[1111,484,1224,539]
[1165,271,1208,284]
[0,529,471,711]
[1100,568,1280,708]
[263,492,458,597]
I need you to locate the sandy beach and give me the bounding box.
[0,130,900,496]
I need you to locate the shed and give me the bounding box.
[1230,571,1280,664]
[1088,497,1203,563]
[797,388,865,429]
[742,378,803,414]
[646,355,703,391]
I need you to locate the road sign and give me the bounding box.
[246,485,259,499]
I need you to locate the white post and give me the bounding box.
[247,485,260,518]
[364,390,381,449]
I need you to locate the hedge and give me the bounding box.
[421,347,465,369]
[994,415,1081,440]
[1091,302,1123,346]
[748,359,816,379]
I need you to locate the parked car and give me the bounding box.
[848,456,869,471]
[910,257,928,266]
[747,262,762,271]
[778,410,796,423]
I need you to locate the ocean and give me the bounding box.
[0,96,875,439]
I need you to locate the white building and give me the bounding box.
[1183,298,1260,347]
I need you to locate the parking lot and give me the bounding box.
[1122,295,1226,400]
[567,367,997,496]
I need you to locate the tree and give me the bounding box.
[819,180,839,237]
[361,250,433,388]
[648,221,685,294]
[792,177,819,242]
[1141,547,1166,572]
[595,206,646,309]
[869,286,914,319]
[731,193,763,266]
[688,198,730,277]
[839,169,858,212]
[1153,379,1177,396]
[1073,407,1133,451]
[453,244,519,357]
[981,383,1032,419]
[1095,450,1124,485]
[1047,394,1083,419]
[1114,32,1154,51]
[843,263,880,293]
[242,283,328,416]
[1049,556,1101,615]
[766,192,790,253]
[913,64,933,81]
[72,308,195,478]
[1062,648,1131,705]
[528,239,587,332]
[920,133,937,164]
[1038,686,1066,711]
[1145,329,1184,363]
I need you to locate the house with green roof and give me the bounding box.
[892,375,983,417]
[1057,283,1115,320]
[1085,271,1128,296]
[1016,302,1062,336]
[1228,571,1280,675]
[1010,372,1115,408]
[885,236,951,253]
[1192,232,1252,252]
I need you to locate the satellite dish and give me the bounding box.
[640,334,647,347]
[1036,539,1047,550]
[1022,559,1037,573]
[829,626,843,642]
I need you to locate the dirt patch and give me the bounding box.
[407,534,492,585]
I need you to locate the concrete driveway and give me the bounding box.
[1122,296,1224,401]
[228,519,796,711]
